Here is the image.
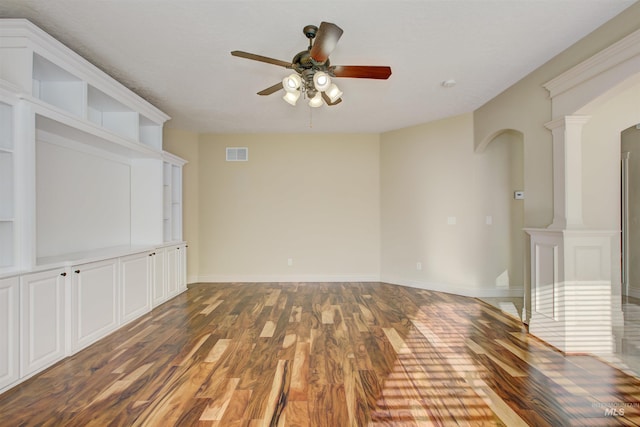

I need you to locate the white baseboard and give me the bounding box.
[191,273,524,299]
[379,276,525,298]
[627,287,640,299]
[195,274,380,283]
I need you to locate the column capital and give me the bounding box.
[544,115,591,131]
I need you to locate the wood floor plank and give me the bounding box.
[1,282,639,426]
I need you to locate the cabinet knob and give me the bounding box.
[60,272,67,277]
[75,270,80,274]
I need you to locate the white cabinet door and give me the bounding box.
[151,248,166,307]
[71,258,118,352]
[120,252,150,324]
[20,268,66,377]
[166,246,179,298]
[0,276,19,392]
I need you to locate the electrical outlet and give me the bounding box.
[287,258,293,267]
[416,262,422,271]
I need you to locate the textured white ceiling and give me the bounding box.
[0,1,635,133]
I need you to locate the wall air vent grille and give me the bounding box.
[226,147,248,162]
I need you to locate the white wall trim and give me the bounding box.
[543,26,640,119]
[195,274,381,284]
[380,276,525,298]
[628,287,640,299]
[192,274,524,299]
[543,27,640,98]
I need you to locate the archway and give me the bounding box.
[476,129,526,320]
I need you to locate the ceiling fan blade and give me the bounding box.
[321,92,342,106]
[310,22,343,64]
[257,82,283,96]
[332,65,392,79]
[231,50,292,68]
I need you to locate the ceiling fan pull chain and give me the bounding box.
[309,106,313,128]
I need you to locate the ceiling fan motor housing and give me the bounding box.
[303,25,318,40]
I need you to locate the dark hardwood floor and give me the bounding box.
[1,282,639,426]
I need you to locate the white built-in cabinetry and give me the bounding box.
[120,252,150,326]
[0,19,188,394]
[0,276,19,389]
[20,268,66,377]
[71,259,119,353]
[163,153,187,243]
[0,95,17,271]
[150,247,166,308]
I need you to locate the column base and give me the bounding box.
[525,228,618,354]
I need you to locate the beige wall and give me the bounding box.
[583,81,640,300]
[380,113,524,296]
[196,133,380,281]
[473,1,640,230]
[582,82,640,230]
[163,128,200,282]
[161,3,640,297]
[622,125,640,297]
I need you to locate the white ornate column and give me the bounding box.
[546,116,589,230]
[526,115,617,354]
[525,27,640,355]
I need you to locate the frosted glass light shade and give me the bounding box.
[325,83,343,103]
[283,90,300,106]
[313,71,331,91]
[308,92,323,108]
[283,74,302,93]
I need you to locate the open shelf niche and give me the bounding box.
[32,53,85,118]
[0,101,14,269]
[162,152,187,243]
[0,19,169,152]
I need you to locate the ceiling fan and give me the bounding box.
[231,22,392,107]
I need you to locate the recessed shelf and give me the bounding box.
[87,85,138,141]
[34,113,159,160]
[0,221,14,268]
[139,114,162,150]
[32,53,85,118]
[0,102,12,151]
[162,160,184,243]
[0,152,14,219]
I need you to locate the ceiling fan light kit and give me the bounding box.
[325,83,343,104]
[231,21,391,108]
[283,73,302,92]
[308,92,324,108]
[282,90,301,106]
[313,71,331,92]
